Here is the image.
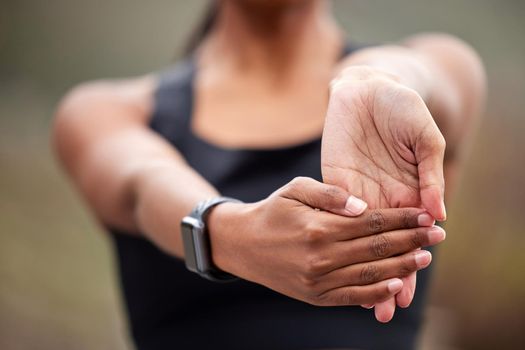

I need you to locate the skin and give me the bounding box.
[52,0,485,324]
[211,177,441,306]
[323,36,486,321]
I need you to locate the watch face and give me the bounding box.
[181,218,200,272]
[181,213,237,282]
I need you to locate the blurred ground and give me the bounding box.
[1,1,524,349]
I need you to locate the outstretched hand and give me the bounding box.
[321,66,447,322]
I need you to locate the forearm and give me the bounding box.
[337,35,486,157]
[53,79,219,259]
[336,35,486,198]
[132,159,219,258]
[337,46,434,102]
[60,126,219,258]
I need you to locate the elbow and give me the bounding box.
[51,82,105,172]
[52,86,82,171]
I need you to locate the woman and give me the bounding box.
[53,1,485,349]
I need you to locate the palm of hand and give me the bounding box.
[321,86,422,210]
[321,79,443,321]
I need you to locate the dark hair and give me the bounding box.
[184,1,218,56]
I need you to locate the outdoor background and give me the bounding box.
[1,1,524,349]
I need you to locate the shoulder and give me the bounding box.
[55,75,157,126]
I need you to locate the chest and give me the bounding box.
[191,73,331,149]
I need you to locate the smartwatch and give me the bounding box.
[180,197,242,282]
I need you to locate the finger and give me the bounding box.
[322,208,435,241]
[344,195,368,216]
[318,250,432,291]
[328,225,445,267]
[396,272,417,308]
[316,278,403,306]
[283,177,367,216]
[374,297,397,323]
[415,124,447,220]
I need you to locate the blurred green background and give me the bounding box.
[1,1,524,349]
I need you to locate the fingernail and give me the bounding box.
[345,195,367,215]
[387,279,403,293]
[441,201,447,221]
[415,251,432,268]
[417,213,435,227]
[427,226,446,243]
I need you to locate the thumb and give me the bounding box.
[415,125,447,221]
[343,194,369,216]
[284,177,368,217]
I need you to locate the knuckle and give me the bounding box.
[287,177,306,191]
[400,209,414,228]
[339,289,358,305]
[409,229,424,249]
[368,210,386,233]
[399,257,416,276]
[304,254,331,276]
[298,274,319,291]
[399,265,413,277]
[360,264,382,283]
[303,223,324,245]
[372,286,390,302]
[370,233,392,258]
[309,293,329,307]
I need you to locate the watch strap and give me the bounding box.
[182,196,242,282]
[189,197,242,223]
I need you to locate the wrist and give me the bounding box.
[332,65,401,88]
[207,201,250,277]
[333,57,433,102]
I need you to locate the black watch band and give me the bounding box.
[181,197,242,282]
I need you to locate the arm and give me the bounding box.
[52,76,444,307]
[323,33,486,321]
[53,77,218,257]
[337,33,487,197]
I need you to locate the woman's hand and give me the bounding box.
[322,66,447,321]
[323,66,446,220]
[208,177,445,307]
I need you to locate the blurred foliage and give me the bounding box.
[0,1,524,349]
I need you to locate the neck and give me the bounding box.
[199,0,343,77]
